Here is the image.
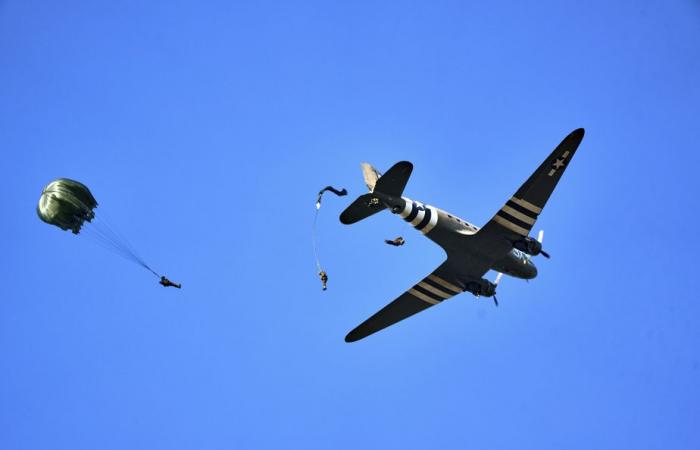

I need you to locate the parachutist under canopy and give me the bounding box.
[319,271,328,291]
[313,186,346,291]
[37,177,160,278]
[385,236,405,246]
[160,276,181,289]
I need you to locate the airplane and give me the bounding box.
[340,128,585,342]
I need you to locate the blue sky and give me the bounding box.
[2,1,699,449]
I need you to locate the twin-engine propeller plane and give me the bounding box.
[340,128,585,342]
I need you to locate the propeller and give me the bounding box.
[524,230,549,261]
[492,272,503,307]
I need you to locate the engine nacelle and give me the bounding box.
[514,237,543,257]
[463,279,497,298]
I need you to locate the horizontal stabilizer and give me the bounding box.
[339,193,387,224]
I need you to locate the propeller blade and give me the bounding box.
[493,273,502,306]
[494,272,503,285]
[536,229,550,258]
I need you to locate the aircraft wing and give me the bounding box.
[345,256,489,342]
[478,128,585,241]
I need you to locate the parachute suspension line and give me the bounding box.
[94,209,160,278]
[80,225,147,266]
[96,209,143,261]
[78,216,135,261]
[81,223,144,268]
[85,221,137,263]
[80,209,160,278]
[99,221,159,277]
[311,205,323,274]
[93,220,160,278]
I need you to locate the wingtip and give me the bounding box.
[345,329,363,343]
[561,128,585,147]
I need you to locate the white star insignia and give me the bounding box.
[547,157,567,177]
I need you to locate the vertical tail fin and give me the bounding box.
[361,163,382,192]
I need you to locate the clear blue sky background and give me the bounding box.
[2,1,699,449]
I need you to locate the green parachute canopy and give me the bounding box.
[37,178,160,277]
[37,178,97,234]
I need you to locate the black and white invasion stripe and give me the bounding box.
[493,196,541,236]
[407,273,462,305]
[398,197,438,235]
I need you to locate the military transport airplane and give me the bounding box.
[340,128,585,342]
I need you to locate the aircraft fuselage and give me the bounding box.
[374,193,537,281]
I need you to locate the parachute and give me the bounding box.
[316,186,347,210]
[37,178,160,278]
[312,185,347,290]
[37,178,97,233]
